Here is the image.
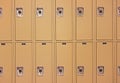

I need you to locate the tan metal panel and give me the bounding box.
[15,0,32,40]
[0,43,12,83]
[56,0,72,40]
[16,43,32,83]
[0,0,12,40]
[117,43,120,83]
[97,42,113,83]
[36,43,52,83]
[117,0,120,39]
[97,0,113,39]
[76,42,93,83]
[76,0,93,40]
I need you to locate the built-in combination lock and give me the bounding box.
[17,67,24,76]
[77,66,84,75]
[97,7,104,16]
[16,8,23,17]
[37,66,44,76]
[98,66,104,75]
[57,66,64,76]
[118,66,120,75]
[37,8,43,17]
[57,7,64,17]
[0,67,3,76]
[77,7,84,16]
[118,7,120,16]
[0,8,2,16]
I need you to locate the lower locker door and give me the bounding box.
[16,43,32,83]
[76,42,93,83]
[0,43,12,83]
[36,43,52,83]
[97,42,113,83]
[57,43,72,83]
[117,43,120,83]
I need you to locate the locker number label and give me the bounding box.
[77,66,84,75]
[77,7,84,16]
[37,8,44,17]
[16,8,23,17]
[98,66,104,75]
[57,66,64,76]
[97,7,104,16]
[17,67,24,76]
[57,7,64,17]
[37,66,44,76]
[0,67,3,76]
[0,8,3,16]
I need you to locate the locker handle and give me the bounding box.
[97,7,104,16]
[16,8,23,17]
[57,7,64,17]
[0,67,3,76]
[118,7,120,16]
[17,67,24,76]
[1,43,6,45]
[118,66,120,75]
[57,66,64,76]
[37,66,44,76]
[0,8,2,16]
[77,66,84,75]
[77,7,84,16]
[98,66,104,75]
[36,8,43,17]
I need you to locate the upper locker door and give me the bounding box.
[36,0,52,40]
[117,43,120,83]
[15,0,32,40]
[97,42,113,83]
[0,0,12,40]
[56,0,73,40]
[76,0,93,40]
[0,43,12,83]
[36,43,52,83]
[97,0,113,39]
[117,0,120,39]
[57,43,72,83]
[76,42,93,83]
[16,43,32,83]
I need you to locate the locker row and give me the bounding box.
[0,42,120,83]
[0,0,120,40]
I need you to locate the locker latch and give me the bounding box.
[77,7,84,16]
[77,66,84,75]
[57,66,64,76]
[37,66,44,76]
[0,67,3,76]
[98,66,104,75]
[117,7,120,16]
[57,7,64,17]
[118,66,120,75]
[0,8,2,16]
[16,8,23,17]
[37,8,44,17]
[17,67,24,76]
[97,7,104,16]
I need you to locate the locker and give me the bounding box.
[0,0,12,40]
[76,42,93,83]
[97,42,113,83]
[76,0,93,40]
[117,43,120,83]
[36,43,52,83]
[15,43,32,83]
[0,43,12,83]
[97,0,113,39]
[57,43,72,83]
[117,0,120,39]
[15,0,32,40]
[36,0,52,40]
[56,0,72,40]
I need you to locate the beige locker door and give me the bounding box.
[56,0,72,40]
[76,0,93,40]
[117,43,120,83]
[76,42,93,83]
[36,0,52,40]
[97,0,113,39]
[57,43,72,83]
[36,43,52,83]
[97,42,113,83]
[15,0,32,40]
[0,0,12,40]
[0,43,12,83]
[16,43,32,83]
[117,0,120,39]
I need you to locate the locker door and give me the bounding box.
[15,0,32,40]
[56,0,72,40]
[97,42,113,83]
[117,0,120,39]
[0,43,12,83]
[117,43,120,83]
[76,42,92,83]
[16,43,32,83]
[57,43,72,83]
[97,0,113,39]
[0,0,12,40]
[36,0,52,40]
[36,43,52,83]
[76,0,93,40]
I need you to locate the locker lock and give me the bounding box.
[0,8,2,16]
[37,66,44,76]
[0,67,3,76]
[57,7,64,17]
[77,66,84,75]
[37,8,43,17]
[117,7,120,16]
[17,67,24,76]
[97,7,104,16]
[16,8,23,17]
[98,66,104,75]
[57,66,64,76]
[77,7,84,16]
[118,66,120,75]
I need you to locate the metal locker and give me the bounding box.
[117,43,120,83]
[36,43,52,83]
[15,43,32,83]
[97,42,113,83]
[76,42,93,83]
[15,0,32,40]
[0,43,12,83]
[117,0,120,39]
[0,0,12,40]
[56,0,72,40]
[57,43,72,83]
[97,0,113,39]
[76,0,93,40]
[36,0,52,40]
